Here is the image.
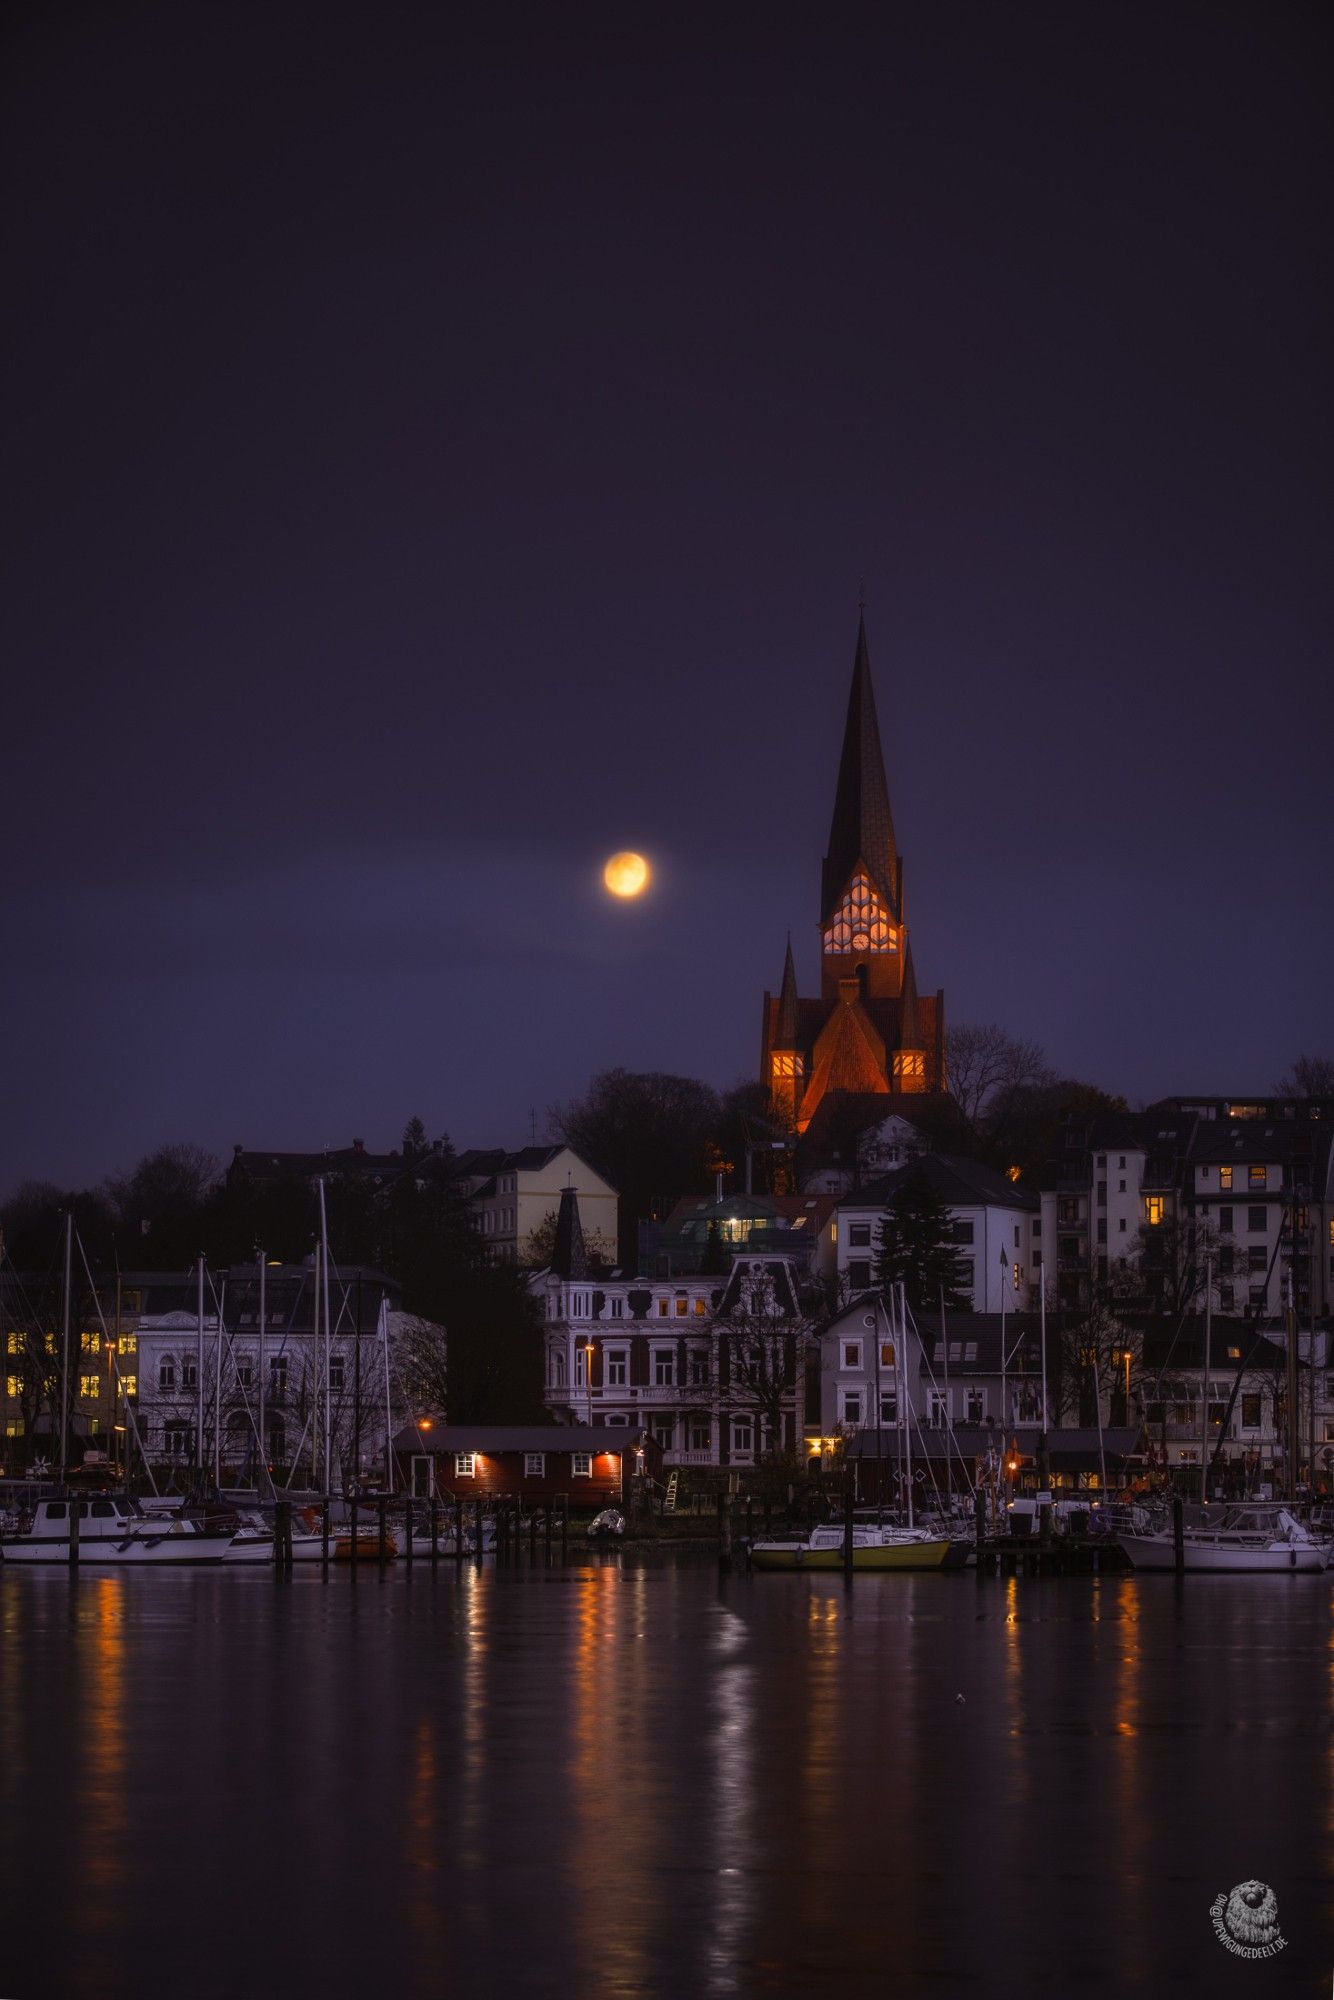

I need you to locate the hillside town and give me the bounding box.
[4,621,1331,1516]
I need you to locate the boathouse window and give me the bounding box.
[1219,1166,1233,1190]
[653,1349,674,1386]
[571,1453,591,1476]
[848,1223,871,1248]
[328,1355,345,1392]
[455,1454,476,1477]
[1248,1165,1267,1188]
[1240,1395,1261,1429]
[524,1453,546,1477]
[605,1349,627,1386]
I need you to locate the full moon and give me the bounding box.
[603,850,650,898]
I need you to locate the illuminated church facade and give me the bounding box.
[760,616,945,1133]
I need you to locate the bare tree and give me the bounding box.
[1275,1054,1334,1100]
[720,1267,820,1461]
[522,1208,616,1270]
[945,1024,1053,1131]
[391,1313,449,1421]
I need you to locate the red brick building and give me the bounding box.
[393,1424,659,1504]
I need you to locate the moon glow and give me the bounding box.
[603,850,650,898]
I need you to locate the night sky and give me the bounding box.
[4,2,1330,1189]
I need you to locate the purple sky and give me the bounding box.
[3,2,1331,1189]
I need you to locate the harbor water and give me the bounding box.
[0,1555,1329,1997]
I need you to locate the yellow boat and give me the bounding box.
[749,1524,955,1571]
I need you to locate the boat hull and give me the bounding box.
[750,1538,954,1572]
[0,1531,234,1566]
[1117,1533,1325,1574]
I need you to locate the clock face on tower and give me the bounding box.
[823,870,898,955]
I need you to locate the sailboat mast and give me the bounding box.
[318,1178,332,1498]
[1200,1256,1212,1504]
[58,1209,72,1483]
[214,1274,225,1492]
[900,1283,914,1530]
[382,1294,394,1495]
[257,1250,266,1479]
[196,1253,205,1478]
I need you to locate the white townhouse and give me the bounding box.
[835,1156,1039,1311]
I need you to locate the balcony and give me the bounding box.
[664,1449,718,1466]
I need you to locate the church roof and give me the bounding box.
[821,614,898,921]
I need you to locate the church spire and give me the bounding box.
[820,613,899,922]
[776,934,799,1046]
[551,1183,588,1280]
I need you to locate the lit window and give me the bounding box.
[121,1374,137,1399]
[571,1453,592,1477]
[79,1374,100,1399]
[843,1341,861,1369]
[4,1374,21,1398]
[455,1453,476,1477]
[117,1334,136,1355]
[822,870,898,955]
[880,1341,895,1367]
[6,1332,22,1355]
[693,1297,707,1315]
[1144,1196,1164,1226]
[1219,1166,1233,1191]
[675,1297,688,1316]
[524,1453,545,1477]
[1248,1165,1267,1188]
[771,1053,803,1080]
[892,1049,925,1082]
[5,1419,23,1437]
[81,1331,99,1355]
[657,1300,670,1317]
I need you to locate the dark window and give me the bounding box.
[1247,1246,1267,1273]
[1241,1394,1262,1428]
[848,1260,872,1290]
[1219,1206,1233,1232]
[952,1219,975,1245]
[848,1223,871,1248]
[1248,1207,1267,1233]
[328,1355,345,1392]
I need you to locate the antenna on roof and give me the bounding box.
[530,1107,537,1144]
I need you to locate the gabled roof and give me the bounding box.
[839,1154,1038,1213]
[821,615,898,921]
[393,1425,645,1454]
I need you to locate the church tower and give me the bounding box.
[760,615,945,1133]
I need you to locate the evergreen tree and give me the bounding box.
[872,1171,969,1311]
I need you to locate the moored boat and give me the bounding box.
[1116,1505,1326,1574]
[749,1523,956,1572]
[0,1496,233,1565]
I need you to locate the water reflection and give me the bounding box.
[0,1562,1328,1999]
